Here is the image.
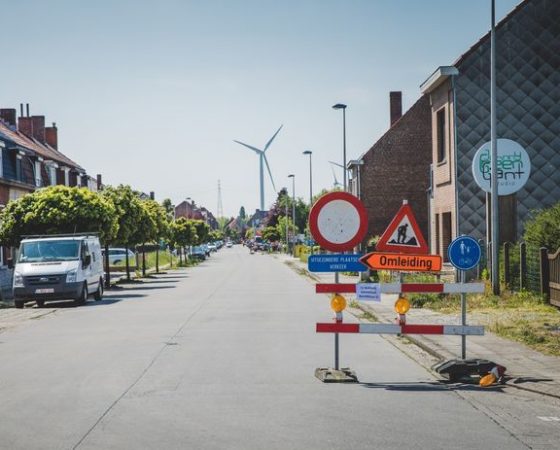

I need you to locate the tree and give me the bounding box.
[524,202,560,251]
[276,215,297,245]
[142,199,170,274]
[262,226,280,242]
[191,220,210,245]
[170,218,196,265]
[0,186,117,247]
[102,185,153,281]
[266,188,289,228]
[161,198,175,221]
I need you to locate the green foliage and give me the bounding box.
[142,199,169,243]
[276,215,297,242]
[169,217,197,249]
[101,185,150,246]
[245,228,255,239]
[262,225,280,242]
[191,220,210,244]
[523,201,560,251]
[0,186,117,246]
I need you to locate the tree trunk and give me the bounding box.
[179,247,183,265]
[156,248,160,273]
[142,243,146,277]
[125,245,131,281]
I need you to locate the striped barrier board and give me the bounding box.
[316,323,484,336]
[315,282,485,294]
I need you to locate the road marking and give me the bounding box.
[537,416,560,422]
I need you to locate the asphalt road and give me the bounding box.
[0,245,554,449]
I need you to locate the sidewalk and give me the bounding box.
[280,253,560,399]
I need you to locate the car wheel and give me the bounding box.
[75,283,88,306]
[94,278,103,301]
[36,300,45,308]
[14,300,24,309]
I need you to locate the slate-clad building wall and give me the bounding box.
[455,0,560,242]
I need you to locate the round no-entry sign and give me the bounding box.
[309,192,368,252]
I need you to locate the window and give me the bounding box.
[436,108,446,163]
[442,212,452,262]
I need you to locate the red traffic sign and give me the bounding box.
[309,192,368,252]
[376,201,428,254]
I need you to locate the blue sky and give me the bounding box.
[1,0,520,217]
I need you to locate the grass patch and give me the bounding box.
[411,287,560,356]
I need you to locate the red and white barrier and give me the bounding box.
[316,322,484,336]
[315,282,485,294]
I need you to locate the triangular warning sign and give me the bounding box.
[376,202,428,254]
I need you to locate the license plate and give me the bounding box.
[35,288,54,294]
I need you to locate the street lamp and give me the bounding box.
[302,150,313,205]
[332,103,347,191]
[288,174,296,254]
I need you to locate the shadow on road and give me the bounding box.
[360,381,505,393]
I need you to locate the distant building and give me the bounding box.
[421,0,560,259]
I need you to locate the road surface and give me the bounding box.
[1,245,559,449]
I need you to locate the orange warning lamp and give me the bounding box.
[330,294,347,313]
[394,297,411,315]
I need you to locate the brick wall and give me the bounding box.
[359,95,432,244]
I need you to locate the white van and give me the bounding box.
[12,234,104,308]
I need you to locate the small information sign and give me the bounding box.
[356,283,381,302]
[308,254,365,273]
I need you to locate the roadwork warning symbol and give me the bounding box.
[376,201,428,254]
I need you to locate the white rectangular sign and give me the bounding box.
[356,283,381,302]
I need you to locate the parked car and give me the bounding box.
[13,234,104,308]
[190,246,207,261]
[207,243,217,252]
[104,248,137,267]
[226,241,233,248]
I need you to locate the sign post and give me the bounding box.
[448,236,481,359]
[309,192,367,382]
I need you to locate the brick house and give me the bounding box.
[0,105,94,298]
[420,0,560,259]
[349,92,432,246]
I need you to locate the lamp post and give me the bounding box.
[332,103,347,191]
[288,174,295,255]
[284,187,289,254]
[302,150,313,206]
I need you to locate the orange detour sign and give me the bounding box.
[376,200,428,254]
[360,252,442,272]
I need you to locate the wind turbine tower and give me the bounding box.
[234,125,282,211]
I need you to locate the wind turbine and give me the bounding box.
[234,125,282,211]
[329,164,342,188]
[329,160,344,189]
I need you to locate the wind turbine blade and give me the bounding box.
[329,160,344,169]
[233,140,263,155]
[263,125,283,152]
[263,154,276,192]
[331,165,340,186]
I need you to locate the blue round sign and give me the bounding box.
[448,236,481,271]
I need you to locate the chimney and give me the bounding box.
[149,191,155,200]
[96,174,103,191]
[0,109,17,128]
[18,116,34,138]
[45,122,58,149]
[390,91,402,127]
[31,116,46,142]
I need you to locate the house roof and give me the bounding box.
[358,94,429,161]
[0,120,83,171]
[453,0,529,68]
